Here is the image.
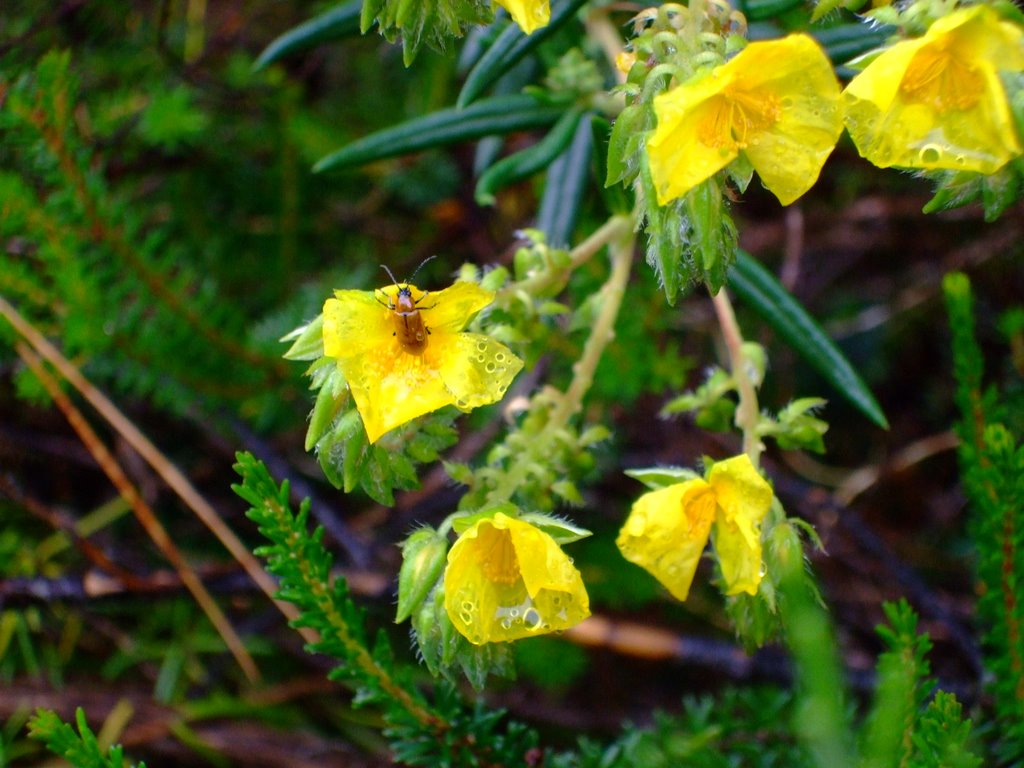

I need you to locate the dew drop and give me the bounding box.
[460,610,473,624]
[477,341,488,352]
[919,144,942,164]
[524,608,542,629]
[485,362,496,373]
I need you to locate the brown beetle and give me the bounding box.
[377,257,436,354]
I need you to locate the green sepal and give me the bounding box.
[314,94,568,173]
[412,583,515,689]
[475,107,584,205]
[537,112,594,247]
[686,176,737,295]
[518,512,591,544]
[396,527,449,623]
[605,102,652,188]
[281,314,324,361]
[640,161,683,305]
[457,0,590,108]
[728,250,889,429]
[361,0,386,33]
[253,0,363,71]
[451,501,520,534]
[590,116,632,214]
[624,466,700,490]
[305,368,349,451]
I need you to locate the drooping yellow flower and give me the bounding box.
[444,512,590,644]
[322,280,523,443]
[843,5,1024,173]
[647,34,843,206]
[617,455,773,601]
[494,0,550,35]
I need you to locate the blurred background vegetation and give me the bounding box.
[1,0,1023,766]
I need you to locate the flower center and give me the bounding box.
[899,39,983,114]
[478,525,521,585]
[698,87,781,150]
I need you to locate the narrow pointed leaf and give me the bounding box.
[537,112,593,247]
[457,0,591,108]
[475,106,583,205]
[314,94,567,173]
[253,0,363,71]
[728,251,888,428]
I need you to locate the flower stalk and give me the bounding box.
[711,287,763,466]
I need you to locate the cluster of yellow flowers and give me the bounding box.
[313,2,1023,650]
[648,5,1024,207]
[320,272,776,646]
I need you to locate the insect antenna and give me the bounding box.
[407,254,438,284]
[380,264,401,287]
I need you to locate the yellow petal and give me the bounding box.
[648,71,740,205]
[340,336,455,443]
[648,34,841,206]
[493,0,550,34]
[419,281,496,334]
[843,5,1024,173]
[437,332,524,411]
[444,513,589,644]
[322,290,392,360]
[736,35,843,204]
[616,480,716,601]
[708,455,772,595]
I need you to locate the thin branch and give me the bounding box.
[0,294,312,644]
[15,342,261,683]
[710,288,762,465]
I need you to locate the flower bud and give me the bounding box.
[395,527,448,624]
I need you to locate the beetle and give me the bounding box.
[377,256,437,354]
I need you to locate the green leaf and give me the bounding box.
[475,107,584,205]
[812,23,894,67]
[456,0,590,108]
[536,112,594,247]
[624,466,699,490]
[728,251,889,428]
[314,94,568,173]
[737,0,807,21]
[253,0,363,71]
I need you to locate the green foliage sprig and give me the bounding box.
[945,272,1024,763]
[231,451,548,766]
[27,708,146,768]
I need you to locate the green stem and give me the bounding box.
[485,216,634,505]
[711,288,762,466]
[516,215,633,297]
[550,217,634,425]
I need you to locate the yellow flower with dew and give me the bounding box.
[494,0,550,34]
[617,454,773,601]
[647,33,843,206]
[444,512,590,644]
[322,278,523,444]
[843,5,1024,174]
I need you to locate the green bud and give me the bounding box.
[479,265,509,292]
[395,527,448,624]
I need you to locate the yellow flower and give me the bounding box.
[616,455,773,601]
[843,5,1024,173]
[444,512,590,644]
[322,280,523,443]
[647,34,843,206]
[494,0,550,34]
